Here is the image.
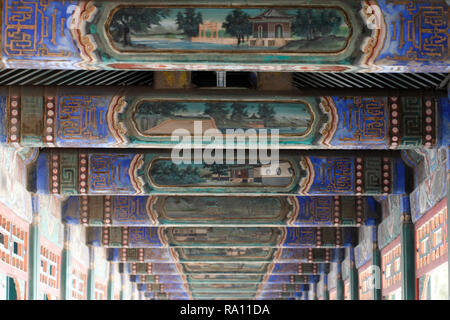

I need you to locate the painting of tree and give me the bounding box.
[318,10,343,36]
[176,9,204,38]
[109,8,171,46]
[256,104,276,127]
[150,161,204,185]
[222,9,252,46]
[229,103,249,123]
[137,101,187,117]
[204,163,228,180]
[292,9,343,40]
[203,103,229,126]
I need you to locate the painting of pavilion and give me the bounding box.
[108,7,350,52]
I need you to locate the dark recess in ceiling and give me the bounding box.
[0,69,447,90]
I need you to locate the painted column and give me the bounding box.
[304,290,309,301]
[87,247,95,300]
[349,246,359,300]
[27,196,40,300]
[131,282,137,300]
[336,262,344,300]
[400,196,415,300]
[322,274,329,300]
[447,147,450,300]
[372,226,382,300]
[313,282,318,300]
[120,273,125,300]
[60,225,72,300]
[107,263,114,300]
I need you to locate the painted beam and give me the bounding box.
[129,274,321,285]
[29,149,407,196]
[1,86,444,149]
[87,226,355,248]
[138,281,318,294]
[120,262,328,275]
[137,283,308,294]
[107,248,343,264]
[63,195,379,227]
[144,292,189,300]
[400,196,415,300]
[0,1,449,72]
[258,285,309,300]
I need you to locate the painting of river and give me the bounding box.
[107,7,350,52]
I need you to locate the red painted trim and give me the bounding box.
[0,202,30,229]
[0,202,30,281]
[414,199,447,278]
[358,260,373,300]
[415,251,448,279]
[72,258,88,300]
[415,198,447,229]
[358,260,372,273]
[0,260,28,281]
[381,235,401,253]
[382,277,401,295]
[40,236,63,255]
[39,236,62,299]
[381,236,401,295]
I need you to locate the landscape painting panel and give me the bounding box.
[149,160,295,187]
[156,196,292,222]
[133,101,313,136]
[108,7,350,52]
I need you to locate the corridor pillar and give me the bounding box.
[372,226,382,300]
[336,262,345,300]
[87,247,95,300]
[349,246,359,300]
[322,274,329,300]
[60,225,72,300]
[120,274,125,300]
[27,197,40,300]
[107,263,114,300]
[313,282,318,300]
[401,196,415,300]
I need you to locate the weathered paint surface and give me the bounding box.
[0,87,444,149]
[1,1,449,72]
[107,248,342,263]
[87,226,355,248]
[30,149,407,196]
[63,195,379,227]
